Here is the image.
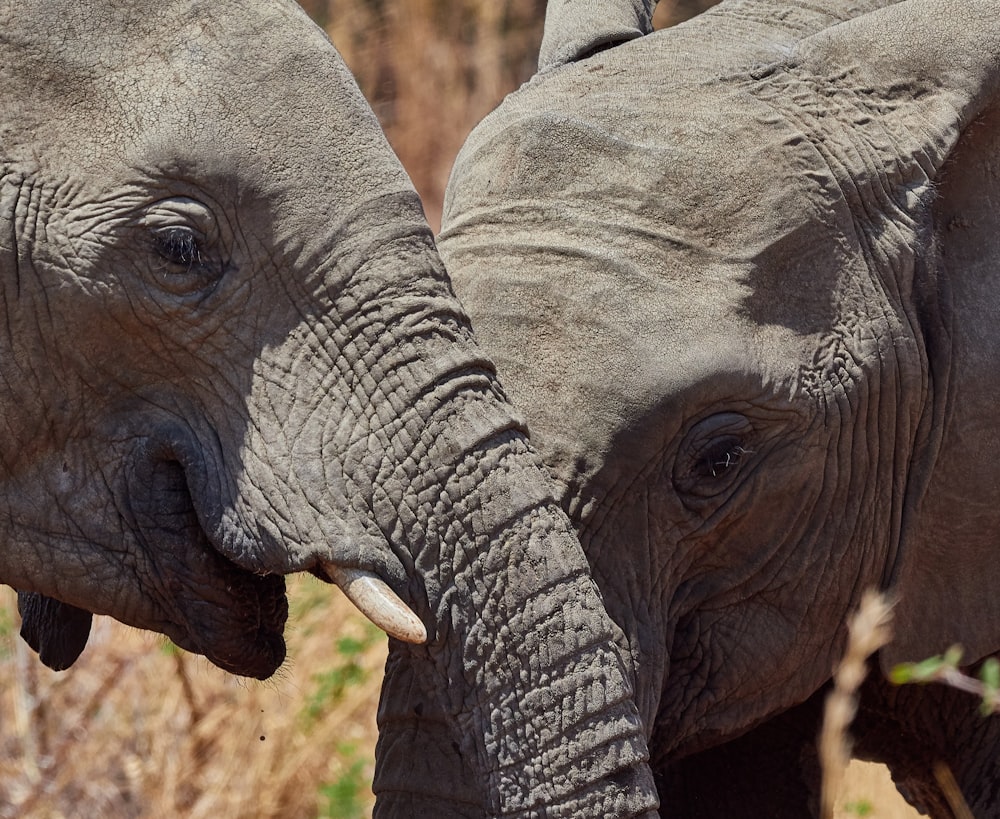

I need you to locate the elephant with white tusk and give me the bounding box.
[439,0,1000,815]
[1,1,659,815]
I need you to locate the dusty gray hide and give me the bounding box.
[0,1,658,815]
[439,0,1000,815]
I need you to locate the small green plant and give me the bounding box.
[317,743,368,819]
[0,602,13,658]
[891,646,1000,716]
[0,604,11,635]
[301,626,381,725]
[843,798,874,816]
[159,640,180,657]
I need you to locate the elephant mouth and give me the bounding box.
[128,444,288,680]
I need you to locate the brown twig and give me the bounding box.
[819,590,894,819]
[933,762,975,819]
[12,635,46,782]
[174,648,205,726]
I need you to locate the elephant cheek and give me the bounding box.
[123,436,291,679]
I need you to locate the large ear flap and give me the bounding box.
[787,2,1000,668]
[793,0,1000,177]
[537,0,894,74]
[18,591,93,672]
[883,106,1000,671]
[538,0,657,71]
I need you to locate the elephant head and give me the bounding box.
[440,0,1000,801]
[1,1,659,813]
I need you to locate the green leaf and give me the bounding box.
[160,641,181,657]
[890,646,964,685]
[978,657,1000,715]
[979,657,1000,690]
[889,658,938,685]
[336,636,368,657]
[0,604,12,659]
[943,644,965,669]
[0,604,12,639]
[317,744,368,819]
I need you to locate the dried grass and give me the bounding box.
[819,590,895,819]
[300,0,549,230]
[0,580,387,818]
[834,760,923,819]
[0,582,925,817]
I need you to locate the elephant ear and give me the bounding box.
[537,0,895,73]
[18,591,93,671]
[538,0,656,71]
[785,2,1000,667]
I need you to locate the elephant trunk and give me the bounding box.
[370,402,658,815]
[370,430,659,816]
[328,243,657,814]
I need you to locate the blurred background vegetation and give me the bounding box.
[0,2,922,816]
[298,0,721,227]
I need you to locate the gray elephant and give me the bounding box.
[1,1,660,815]
[438,0,1000,814]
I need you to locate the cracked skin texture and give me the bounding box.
[440,0,1000,814]
[2,2,661,815]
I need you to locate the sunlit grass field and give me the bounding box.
[0,580,386,818]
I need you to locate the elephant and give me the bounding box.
[1,1,661,815]
[437,0,1000,814]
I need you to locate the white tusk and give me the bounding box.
[322,562,427,645]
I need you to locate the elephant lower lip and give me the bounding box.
[167,572,288,680]
[129,449,289,679]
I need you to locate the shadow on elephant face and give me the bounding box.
[440,0,1000,779]
[0,0,443,676]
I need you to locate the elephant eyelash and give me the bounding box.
[153,226,204,270]
[707,445,754,478]
[673,412,757,502]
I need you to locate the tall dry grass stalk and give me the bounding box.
[933,762,975,819]
[819,590,894,819]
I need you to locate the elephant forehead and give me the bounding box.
[442,83,848,346]
[440,44,859,493]
[1,0,409,210]
[4,0,335,98]
[441,227,819,501]
[446,69,844,259]
[443,71,856,340]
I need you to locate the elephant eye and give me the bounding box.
[673,412,755,501]
[140,197,225,297]
[154,226,203,269]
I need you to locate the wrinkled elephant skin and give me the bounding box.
[1,2,658,814]
[440,0,1000,814]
